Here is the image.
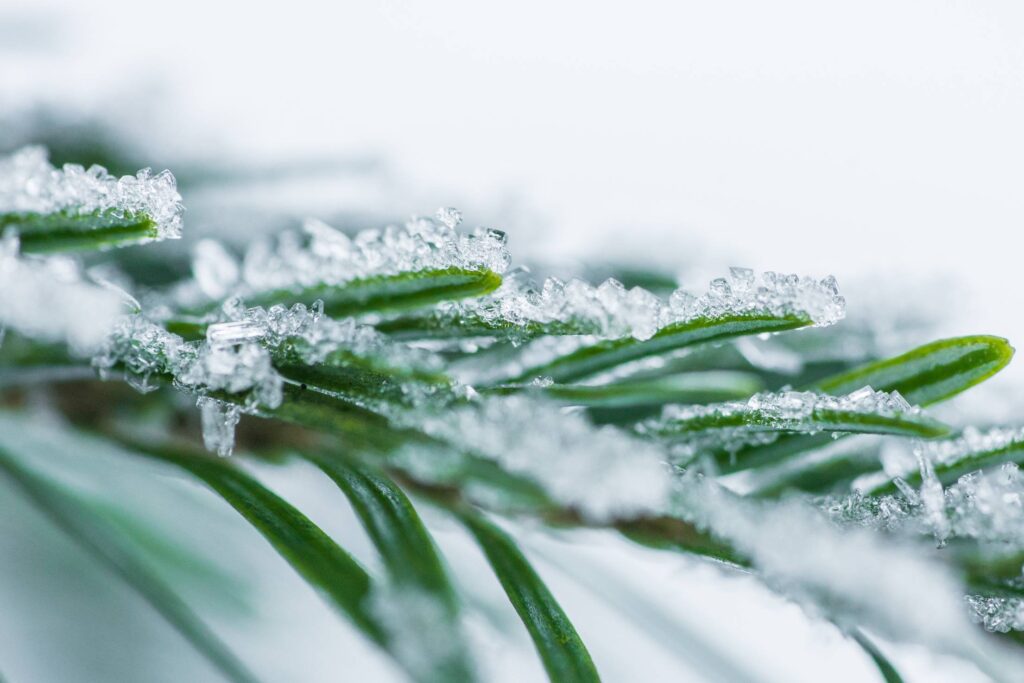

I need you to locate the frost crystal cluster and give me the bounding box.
[651,386,917,431]
[206,298,440,373]
[965,594,1024,633]
[637,387,921,463]
[194,212,510,303]
[832,462,1024,547]
[92,315,283,454]
[0,146,183,240]
[428,266,845,342]
[915,425,1024,472]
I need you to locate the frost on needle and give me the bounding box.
[0,145,183,249]
[180,211,510,309]
[410,266,845,343]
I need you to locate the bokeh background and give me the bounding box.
[2,1,1023,681]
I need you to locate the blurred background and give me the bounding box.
[2,1,1023,681]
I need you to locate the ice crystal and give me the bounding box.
[197,396,241,457]
[95,315,284,409]
[822,490,916,533]
[225,212,509,300]
[426,267,845,344]
[93,314,284,455]
[176,342,283,409]
[829,461,1024,547]
[206,298,327,347]
[402,394,673,521]
[667,269,845,329]
[965,594,1024,633]
[434,207,463,229]
[0,145,183,240]
[0,235,123,353]
[92,315,182,383]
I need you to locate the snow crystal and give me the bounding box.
[206,320,266,345]
[225,211,509,301]
[400,394,673,521]
[892,478,920,505]
[0,145,183,240]
[0,234,123,353]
